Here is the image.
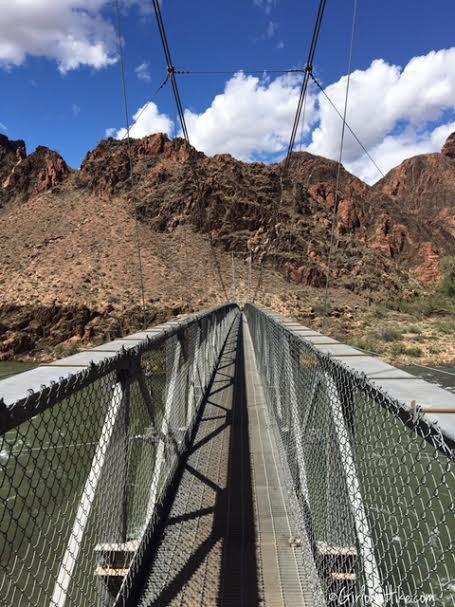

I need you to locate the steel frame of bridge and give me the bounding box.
[0,304,454,607]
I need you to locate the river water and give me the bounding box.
[0,361,36,380]
[404,364,455,394]
[2,362,454,391]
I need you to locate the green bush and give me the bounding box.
[406,346,423,357]
[390,343,423,357]
[346,337,379,354]
[434,320,455,334]
[440,256,455,296]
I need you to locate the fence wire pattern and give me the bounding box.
[0,304,238,607]
[245,304,455,607]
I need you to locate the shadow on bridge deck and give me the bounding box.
[134,316,260,606]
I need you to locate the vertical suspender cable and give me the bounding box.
[322,0,359,321]
[152,0,229,302]
[114,0,147,328]
[253,0,327,303]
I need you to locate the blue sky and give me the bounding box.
[1,0,455,183]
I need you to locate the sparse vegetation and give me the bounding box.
[440,256,455,297]
[433,319,455,334]
[390,343,423,358]
[313,302,332,317]
[376,327,402,342]
[345,337,381,354]
[54,342,81,357]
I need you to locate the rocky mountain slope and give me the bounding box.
[0,131,454,360]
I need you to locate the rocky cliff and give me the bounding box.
[0,131,454,359]
[0,136,70,208]
[76,132,455,291]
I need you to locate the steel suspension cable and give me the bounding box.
[252,0,327,303]
[152,0,229,302]
[310,72,385,178]
[284,0,327,173]
[174,68,305,75]
[114,0,147,328]
[322,0,359,322]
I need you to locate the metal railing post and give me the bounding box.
[50,380,128,607]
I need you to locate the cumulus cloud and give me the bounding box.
[308,48,455,182]
[113,101,174,140]
[0,0,141,73]
[106,47,455,184]
[135,61,151,82]
[348,121,455,184]
[184,71,316,161]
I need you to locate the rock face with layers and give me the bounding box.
[373,131,455,283]
[0,131,454,358]
[76,132,455,290]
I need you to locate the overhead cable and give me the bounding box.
[284,0,327,174]
[310,72,385,178]
[322,0,359,320]
[253,0,328,303]
[152,0,229,301]
[114,0,147,328]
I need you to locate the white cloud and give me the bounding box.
[347,121,455,184]
[105,127,116,138]
[0,122,7,132]
[105,47,455,185]
[266,21,278,38]
[0,1,143,73]
[135,61,151,82]
[183,71,316,161]
[72,103,81,117]
[253,0,277,15]
[308,48,455,182]
[113,101,174,140]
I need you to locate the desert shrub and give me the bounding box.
[372,304,389,319]
[377,328,402,342]
[433,319,455,334]
[440,256,455,297]
[402,325,422,334]
[346,337,379,354]
[390,343,423,357]
[406,346,423,357]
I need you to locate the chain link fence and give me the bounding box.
[245,304,455,607]
[0,304,238,607]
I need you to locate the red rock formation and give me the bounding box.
[1,141,70,207]
[415,243,442,284]
[0,130,454,303]
[442,131,455,158]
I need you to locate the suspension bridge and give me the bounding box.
[1,0,455,605]
[0,304,454,606]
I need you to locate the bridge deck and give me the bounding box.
[134,315,306,606]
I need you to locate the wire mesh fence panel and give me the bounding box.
[245,304,455,607]
[0,305,238,607]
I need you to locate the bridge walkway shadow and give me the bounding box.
[135,315,259,606]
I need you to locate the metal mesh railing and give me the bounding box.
[0,304,238,607]
[245,304,455,607]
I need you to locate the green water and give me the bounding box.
[0,361,36,380]
[0,352,170,606]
